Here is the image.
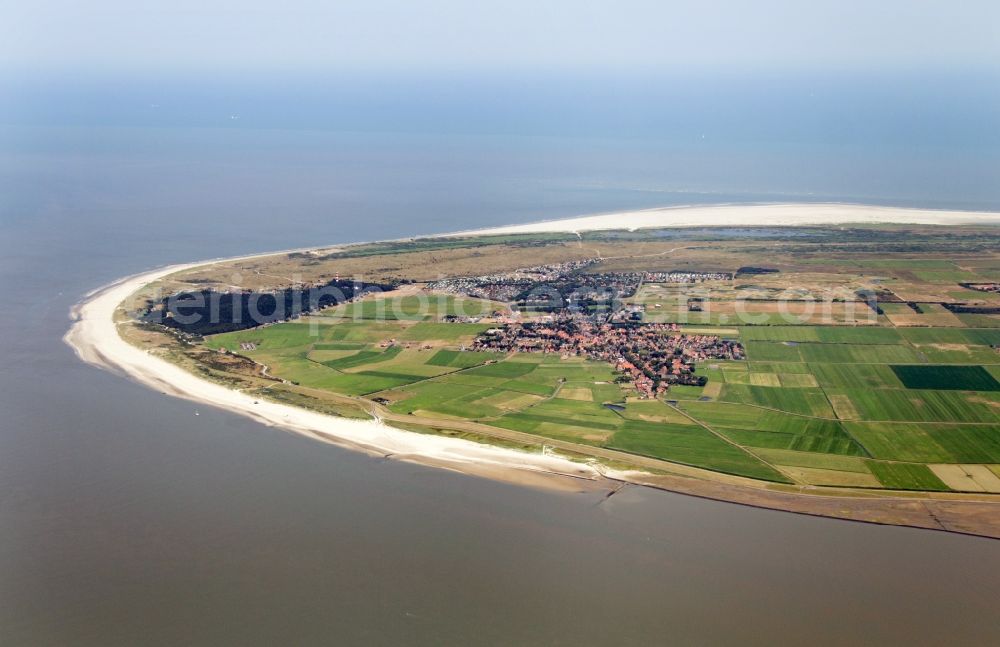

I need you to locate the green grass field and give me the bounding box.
[718,384,835,417]
[752,448,872,473]
[810,363,904,389]
[426,349,500,368]
[844,422,1000,463]
[322,346,402,370]
[607,421,791,481]
[827,388,999,423]
[867,462,949,490]
[891,365,1000,391]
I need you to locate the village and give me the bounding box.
[427,259,601,302]
[472,315,744,398]
[426,262,744,396]
[430,261,729,314]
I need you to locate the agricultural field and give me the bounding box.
[162,225,1000,493]
[686,323,999,489]
[891,365,1000,391]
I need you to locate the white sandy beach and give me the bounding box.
[64,203,1000,489]
[464,202,1000,236]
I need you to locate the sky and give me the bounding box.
[2,0,999,75]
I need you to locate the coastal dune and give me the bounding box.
[64,203,1000,534]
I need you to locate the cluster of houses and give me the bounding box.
[516,272,643,312]
[427,259,600,302]
[965,283,1000,294]
[645,271,731,283]
[473,316,744,398]
[426,261,750,397]
[429,265,733,316]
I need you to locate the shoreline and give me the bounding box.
[64,203,1000,538]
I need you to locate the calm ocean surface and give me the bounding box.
[2,74,999,644]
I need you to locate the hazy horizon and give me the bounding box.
[4,0,1000,76]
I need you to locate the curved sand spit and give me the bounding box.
[64,203,1000,497]
[451,202,1000,235]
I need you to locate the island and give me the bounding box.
[66,203,1000,537]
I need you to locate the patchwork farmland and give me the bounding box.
[203,311,1000,492]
